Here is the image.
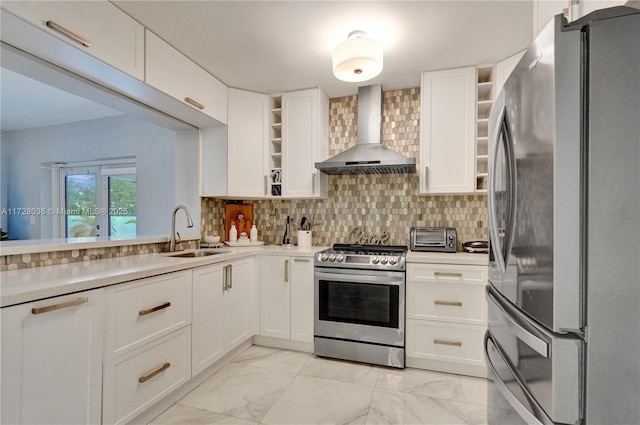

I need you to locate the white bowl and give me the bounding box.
[204,235,220,244]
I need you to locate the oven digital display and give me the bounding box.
[345,256,370,264]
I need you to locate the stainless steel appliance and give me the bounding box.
[486,7,640,425]
[314,244,407,368]
[314,85,416,175]
[410,227,457,252]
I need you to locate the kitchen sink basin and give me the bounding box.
[164,250,225,258]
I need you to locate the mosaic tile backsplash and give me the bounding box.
[202,88,488,248]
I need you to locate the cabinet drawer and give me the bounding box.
[407,263,487,285]
[1,1,144,80]
[103,328,191,425]
[407,281,486,324]
[406,319,485,363]
[105,271,192,357]
[145,30,227,124]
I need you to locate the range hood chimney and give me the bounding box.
[315,85,416,175]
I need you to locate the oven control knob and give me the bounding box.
[389,257,398,265]
[336,254,344,262]
[328,254,336,262]
[371,256,379,264]
[319,253,328,262]
[380,256,388,265]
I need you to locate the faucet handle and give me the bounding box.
[175,232,182,245]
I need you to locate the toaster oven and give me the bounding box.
[410,227,457,252]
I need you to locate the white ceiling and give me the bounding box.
[113,0,535,98]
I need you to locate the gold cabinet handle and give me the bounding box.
[138,362,170,383]
[228,264,233,289]
[284,259,289,282]
[46,21,91,47]
[139,301,171,316]
[434,300,463,307]
[31,297,88,315]
[434,339,462,347]
[184,97,205,110]
[434,272,463,278]
[294,258,310,263]
[223,265,228,291]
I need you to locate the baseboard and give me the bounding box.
[406,356,487,379]
[253,335,314,353]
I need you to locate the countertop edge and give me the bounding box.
[1,246,327,308]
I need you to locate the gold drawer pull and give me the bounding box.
[139,302,171,316]
[184,97,205,110]
[434,300,463,307]
[294,258,310,263]
[31,297,88,315]
[434,339,462,347]
[434,272,463,278]
[46,21,91,47]
[138,362,170,383]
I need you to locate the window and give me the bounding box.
[55,160,136,239]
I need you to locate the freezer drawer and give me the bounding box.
[487,286,582,424]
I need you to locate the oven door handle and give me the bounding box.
[315,271,404,286]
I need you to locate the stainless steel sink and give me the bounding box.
[164,250,224,258]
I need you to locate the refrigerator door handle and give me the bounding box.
[485,332,552,425]
[488,288,549,358]
[488,105,507,272]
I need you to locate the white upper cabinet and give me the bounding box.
[279,88,329,199]
[227,89,269,197]
[1,0,144,80]
[145,30,228,124]
[420,66,476,194]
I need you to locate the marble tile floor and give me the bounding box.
[149,345,489,425]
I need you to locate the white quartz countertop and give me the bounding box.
[406,250,488,266]
[1,245,328,308]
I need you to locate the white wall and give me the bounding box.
[0,114,191,240]
[0,131,8,232]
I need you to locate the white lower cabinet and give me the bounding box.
[102,270,193,424]
[1,289,104,425]
[192,257,255,376]
[406,263,488,377]
[260,255,314,343]
[102,327,191,425]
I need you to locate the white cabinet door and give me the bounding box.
[1,289,104,425]
[290,257,314,343]
[260,255,291,339]
[145,30,227,124]
[420,67,476,194]
[223,257,254,348]
[1,0,144,80]
[192,264,225,376]
[281,88,328,198]
[227,89,269,197]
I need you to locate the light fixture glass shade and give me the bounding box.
[332,32,383,82]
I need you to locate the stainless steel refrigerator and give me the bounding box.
[485,7,640,425]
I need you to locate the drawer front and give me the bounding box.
[406,319,486,364]
[407,281,486,324]
[106,271,192,357]
[407,263,487,285]
[103,328,191,425]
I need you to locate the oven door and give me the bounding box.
[314,267,405,347]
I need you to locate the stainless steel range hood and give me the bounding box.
[315,85,416,175]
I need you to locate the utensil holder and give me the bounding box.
[297,230,312,247]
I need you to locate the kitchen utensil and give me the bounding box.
[300,216,307,230]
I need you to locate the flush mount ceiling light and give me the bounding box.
[332,30,383,83]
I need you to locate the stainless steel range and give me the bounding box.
[314,244,407,368]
